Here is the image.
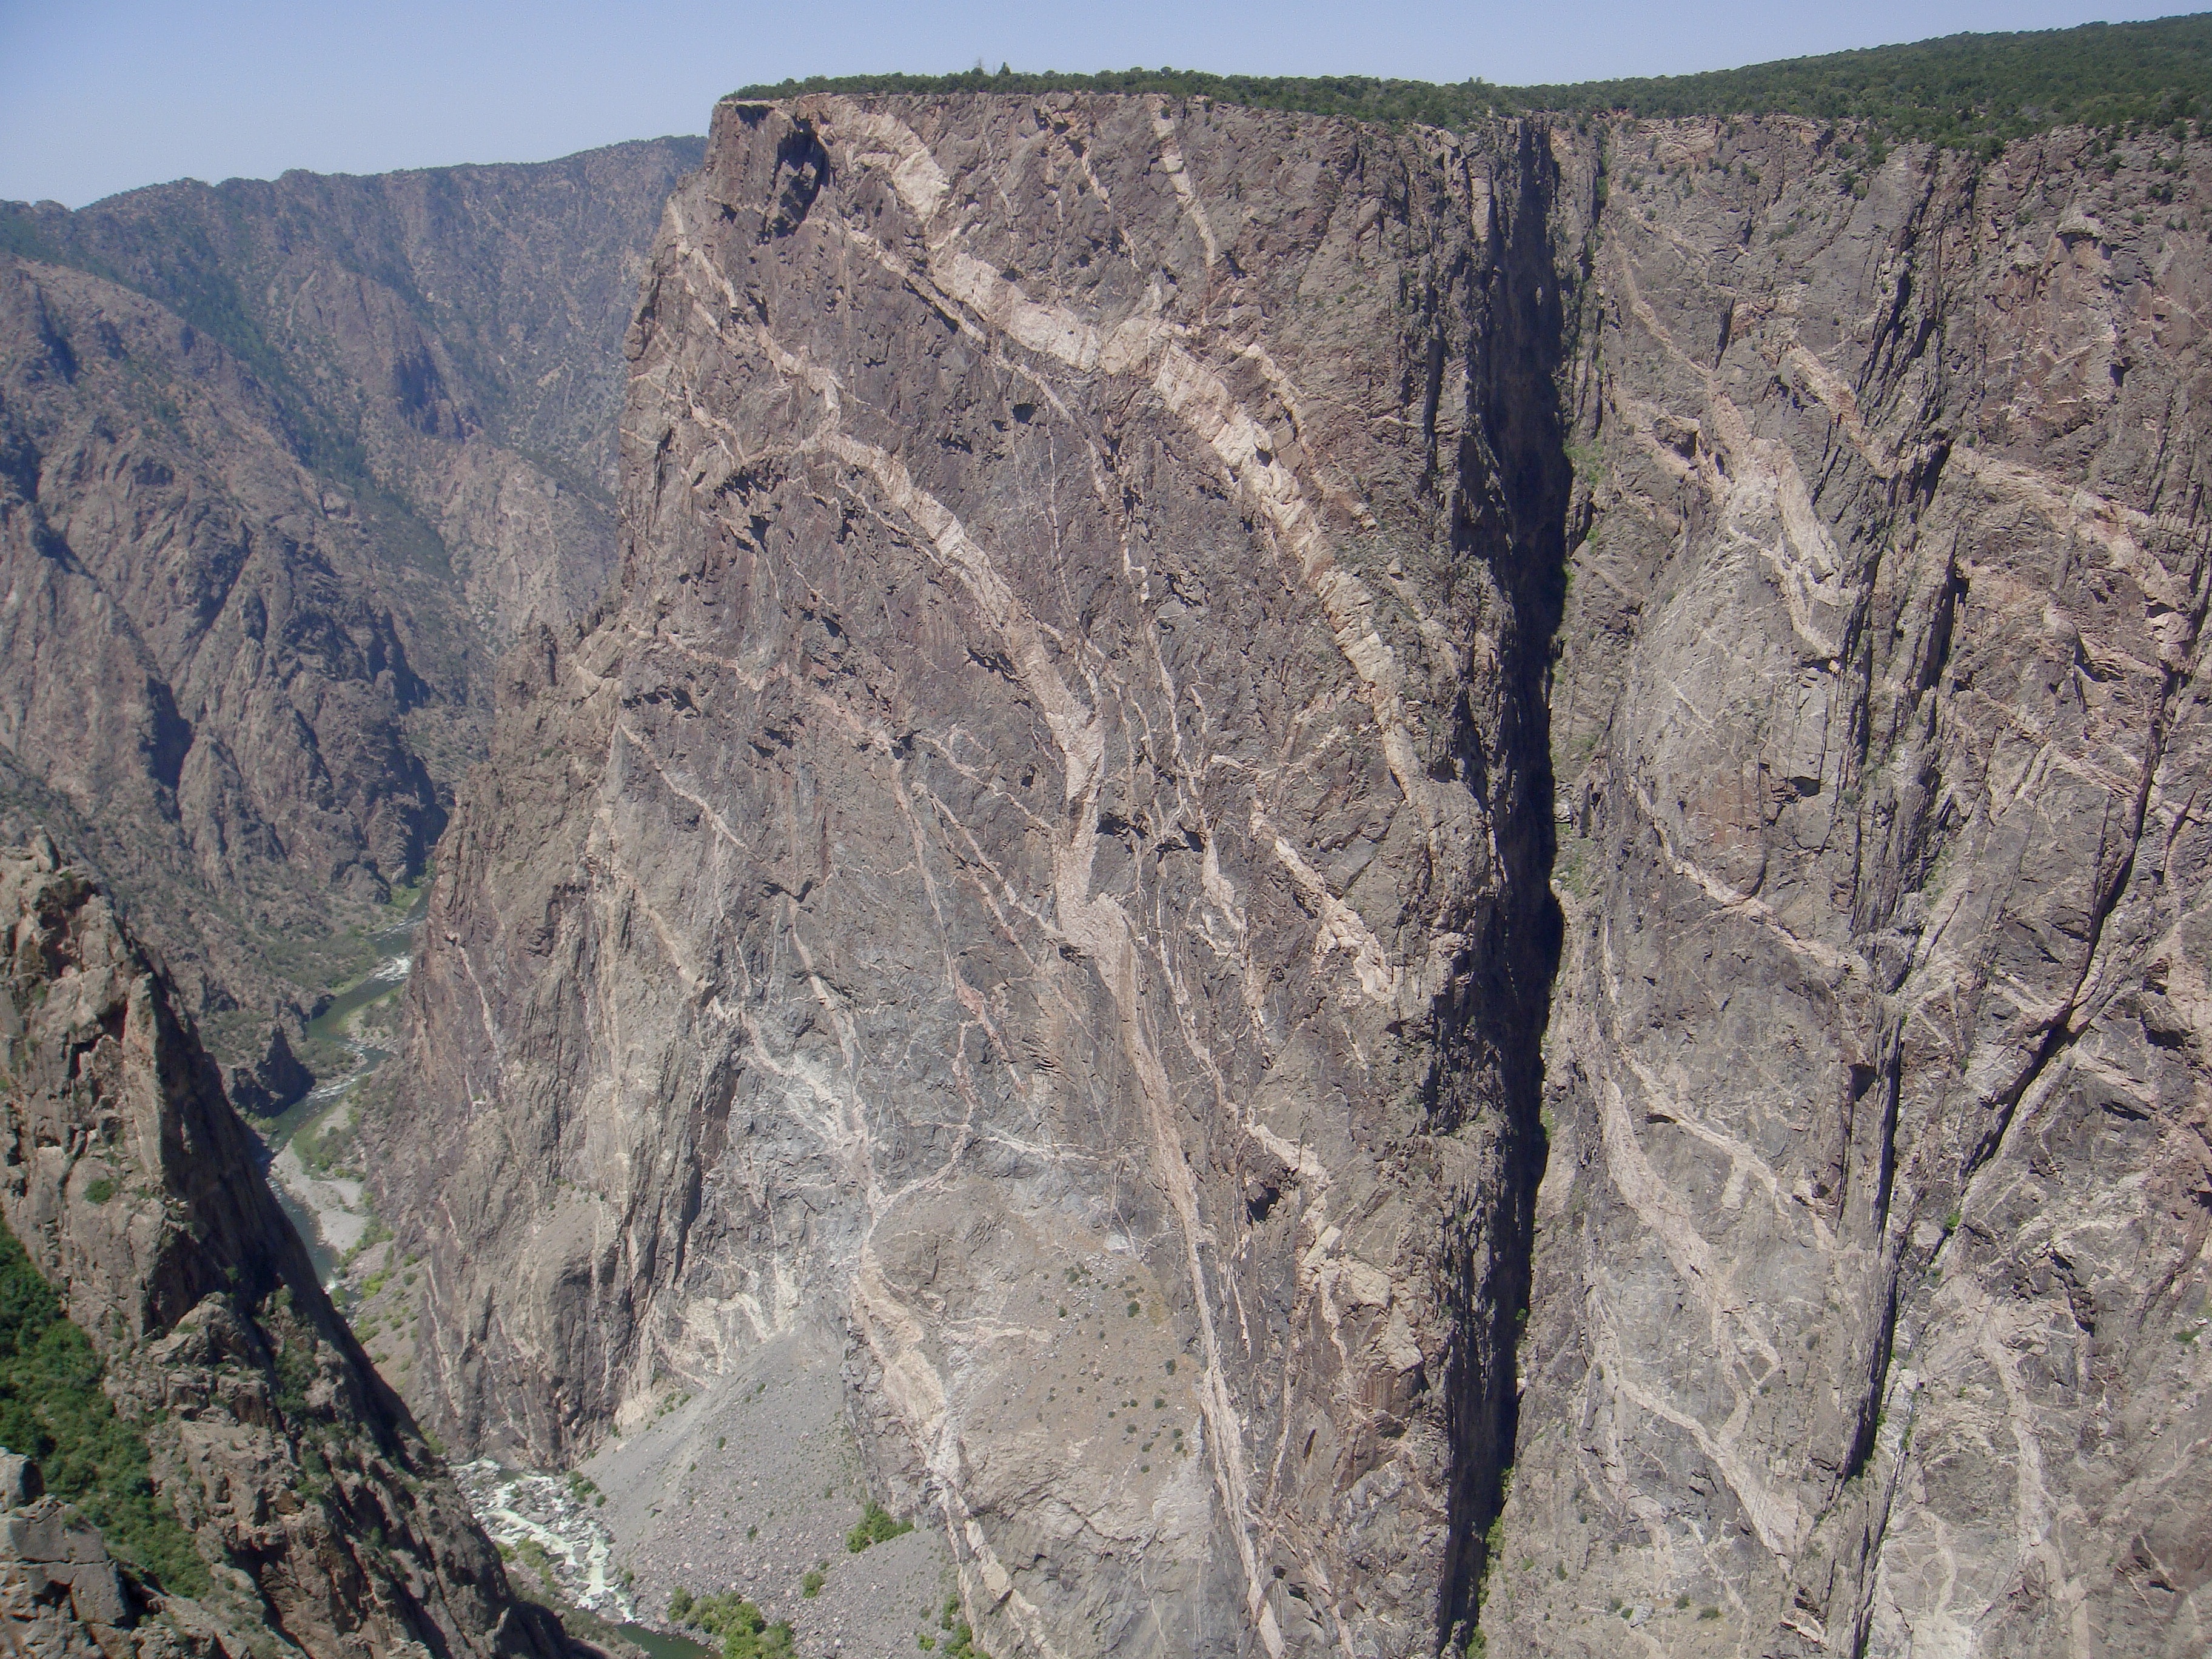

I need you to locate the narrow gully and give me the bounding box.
[1435,121,1584,1651]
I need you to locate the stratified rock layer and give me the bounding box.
[374,95,2212,1659]
[0,836,569,1658]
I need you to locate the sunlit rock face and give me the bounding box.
[375,93,1577,1659]
[372,95,2212,1659]
[1498,122,2212,1657]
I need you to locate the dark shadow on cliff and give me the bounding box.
[1431,120,1580,1653]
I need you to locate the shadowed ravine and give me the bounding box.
[1428,119,1578,1652]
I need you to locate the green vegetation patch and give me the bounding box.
[736,14,2212,149]
[670,1587,796,1659]
[381,865,435,919]
[0,1224,207,1595]
[934,1594,993,1659]
[514,1535,559,1590]
[845,1498,913,1552]
[295,1107,367,1181]
[253,921,380,1002]
[1511,15,2212,149]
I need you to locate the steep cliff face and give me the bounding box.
[0,834,570,1657]
[372,94,2212,1659]
[372,93,1583,1657]
[1489,122,2212,1657]
[0,140,699,1089]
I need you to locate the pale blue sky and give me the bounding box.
[0,1,2193,207]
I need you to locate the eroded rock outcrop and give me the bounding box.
[372,93,2212,1659]
[0,835,571,1657]
[0,1489,177,1657]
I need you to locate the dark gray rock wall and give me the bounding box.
[0,835,571,1658]
[369,96,2212,1659]
[1490,119,2212,1657]
[370,94,1583,1659]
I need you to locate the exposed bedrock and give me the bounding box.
[1495,124,2212,1655]
[372,96,2212,1659]
[0,836,568,1657]
[370,94,1584,1657]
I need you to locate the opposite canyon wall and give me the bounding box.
[372,95,2212,1659]
[0,139,700,1091]
[370,93,1586,1658]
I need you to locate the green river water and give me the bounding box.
[260,897,425,1285]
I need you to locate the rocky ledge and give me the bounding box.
[0,835,573,1658]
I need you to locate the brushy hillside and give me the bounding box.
[0,1224,208,1595]
[736,12,2212,149]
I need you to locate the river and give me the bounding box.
[252,896,722,1659]
[259,895,425,1287]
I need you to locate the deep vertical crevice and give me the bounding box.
[1433,120,1580,1652]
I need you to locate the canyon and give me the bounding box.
[2,55,2209,1659]
[0,136,700,1107]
